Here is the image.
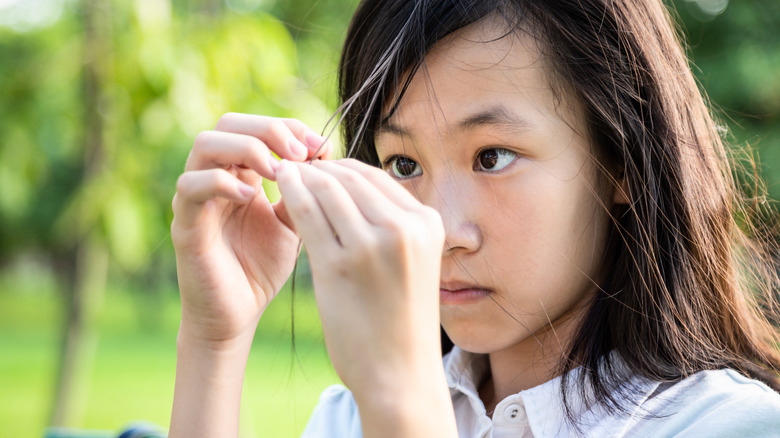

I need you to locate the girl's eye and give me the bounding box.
[475,148,517,172]
[385,156,422,179]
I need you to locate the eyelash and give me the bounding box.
[381,155,422,180]
[381,147,519,180]
[473,147,518,172]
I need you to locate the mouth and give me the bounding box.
[439,280,492,305]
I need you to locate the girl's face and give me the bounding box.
[374,18,618,355]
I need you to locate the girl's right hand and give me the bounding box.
[170,113,329,347]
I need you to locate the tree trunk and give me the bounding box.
[50,238,109,426]
[49,0,111,427]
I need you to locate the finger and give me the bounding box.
[215,113,313,161]
[307,163,409,230]
[304,131,334,160]
[187,130,279,179]
[275,161,344,252]
[327,159,422,210]
[293,162,375,246]
[280,119,333,160]
[311,160,415,226]
[272,199,295,233]
[173,169,257,228]
[276,118,334,161]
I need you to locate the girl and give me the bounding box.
[169,0,780,436]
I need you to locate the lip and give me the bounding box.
[439,280,492,305]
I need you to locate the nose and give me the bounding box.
[420,177,482,256]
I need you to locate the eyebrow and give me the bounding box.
[378,104,533,138]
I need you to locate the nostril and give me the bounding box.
[442,221,482,254]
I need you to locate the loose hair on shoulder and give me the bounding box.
[336,0,780,423]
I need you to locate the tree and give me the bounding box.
[0,0,336,427]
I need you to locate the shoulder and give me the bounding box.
[633,369,780,437]
[301,385,363,438]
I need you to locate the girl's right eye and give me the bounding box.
[384,156,422,179]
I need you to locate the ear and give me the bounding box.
[612,172,629,205]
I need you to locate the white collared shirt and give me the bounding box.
[301,347,780,437]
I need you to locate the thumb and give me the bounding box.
[272,198,296,233]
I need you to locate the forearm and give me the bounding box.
[169,326,255,437]
[354,369,458,438]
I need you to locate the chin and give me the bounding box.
[443,323,531,356]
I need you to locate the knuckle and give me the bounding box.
[419,207,444,234]
[170,194,181,218]
[309,173,337,194]
[189,132,215,164]
[367,164,387,177]
[170,219,182,243]
[350,158,377,176]
[375,221,411,253]
[209,169,232,192]
[420,205,443,224]
[193,130,214,149]
[338,169,362,187]
[281,117,306,132]
[215,112,238,130]
[170,217,186,237]
[240,135,263,154]
[359,162,385,178]
[175,173,194,196]
[266,119,288,138]
[386,211,442,246]
[381,216,407,235]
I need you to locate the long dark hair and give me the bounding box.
[337,0,780,420]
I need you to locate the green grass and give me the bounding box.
[0,280,340,438]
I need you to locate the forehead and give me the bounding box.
[431,16,542,72]
[383,16,581,138]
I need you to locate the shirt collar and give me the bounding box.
[444,345,491,419]
[444,345,488,395]
[443,346,661,437]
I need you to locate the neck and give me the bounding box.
[478,308,585,415]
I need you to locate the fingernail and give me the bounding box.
[238,182,256,198]
[305,131,327,149]
[290,138,308,160]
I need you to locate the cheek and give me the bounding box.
[481,174,608,306]
[478,183,556,295]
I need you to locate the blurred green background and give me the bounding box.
[0,0,778,437]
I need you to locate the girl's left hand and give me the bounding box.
[276,158,454,433]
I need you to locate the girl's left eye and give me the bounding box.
[474,148,517,172]
[383,155,423,179]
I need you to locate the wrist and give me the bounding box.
[354,369,457,438]
[174,322,256,391]
[170,322,255,437]
[176,316,258,354]
[352,365,450,408]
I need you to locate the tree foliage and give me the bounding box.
[0,0,341,281]
[0,0,774,284]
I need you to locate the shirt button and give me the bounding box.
[504,403,525,422]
